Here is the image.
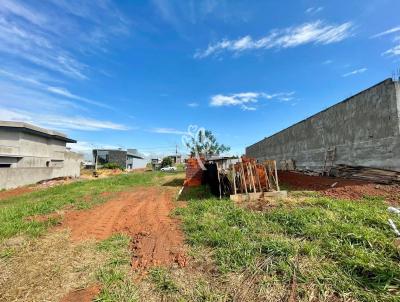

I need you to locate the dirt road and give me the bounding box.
[59,186,186,269]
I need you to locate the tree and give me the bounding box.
[185,129,230,157]
[161,157,173,168]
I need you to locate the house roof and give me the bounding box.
[127,152,144,159]
[206,155,239,161]
[0,121,76,143]
[92,148,144,159]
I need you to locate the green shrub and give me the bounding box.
[102,162,124,170]
[161,157,173,168]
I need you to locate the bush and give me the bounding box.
[102,162,124,170]
[161,157,173,168]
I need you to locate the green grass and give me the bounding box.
[95,234,139,302]
[178,185,213,201]
[0,172,164,241]
[149,267,179,294]
[176,195,400,301]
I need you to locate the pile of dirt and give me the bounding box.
[36,177,75,188]
[279,171,400,204]
[60,285,100,302]
[58,187,187,270]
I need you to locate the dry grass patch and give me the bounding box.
[135,247,289,302]
[0,231,107,302]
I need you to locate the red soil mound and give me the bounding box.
[279,171,400,204]
[58,187,187,270]
[60,285,100,302]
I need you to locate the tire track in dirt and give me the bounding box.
[58,186,186,269]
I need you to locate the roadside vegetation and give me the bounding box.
[102,162,125,170]
[161,157,173,168]
[1,172,399,301]
[0,172,165,241]
[176,189,400,301]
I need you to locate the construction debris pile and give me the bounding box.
[329,165,400,185]
[185,157,203,187]
[185,156,287,201]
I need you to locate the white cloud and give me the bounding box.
[383,45,400,56]
[194,20,354,58]
[0,0,130,80]
[0,0,47,25]
[0,80,86,111]
[370,26,400,58]
[0,16,87,80]
[150,128,188,135]
[0,68,109,109]
[371,26,400,38]
[187,102,199,107]
[210,91,295,110]
[47,86,111,109]
[0,108,129,131]
[306,7,324,14]
[323,59,333,65]
[342,68,367,77]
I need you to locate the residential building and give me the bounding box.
[0,121,83,189]
[167,154,182,164]
[93,149,144,170]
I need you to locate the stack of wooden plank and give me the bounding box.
[329,164,400,184]
[230,157,280,195]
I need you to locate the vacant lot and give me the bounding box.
[0,171,399,301]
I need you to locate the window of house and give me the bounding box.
[97,151,109,164]
[0,156,17,168]
[50,160,64,168]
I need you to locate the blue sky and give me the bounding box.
[0,0,399,158]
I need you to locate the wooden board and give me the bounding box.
[230,191,287,202]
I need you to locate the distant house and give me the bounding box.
[167,154,182,164]
[206,156,239,169]
[93,148,145,170]
[151,158,162,171]
[0,121,82,189]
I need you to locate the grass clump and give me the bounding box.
[149,267,179,294]
[177,196,400,301]
[95,234,139,302]
[178,185,213,201]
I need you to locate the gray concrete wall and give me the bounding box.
[0,128,68,168]
[0,151,83,189]
[246,78,400,172]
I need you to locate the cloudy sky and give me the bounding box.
[0,0,399,156]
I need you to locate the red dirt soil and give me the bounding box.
[58,186,187,270]
[60,285,100,302]
[279,171,400,204]
[0,187,34,201]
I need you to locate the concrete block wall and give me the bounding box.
[246,78,400,172]
[0,151,83,189]
[0,129,68,168]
